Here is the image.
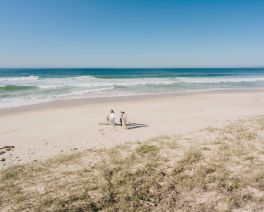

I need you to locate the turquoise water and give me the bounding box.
[1,68,264,108]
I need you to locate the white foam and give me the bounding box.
[0,75,39,83]
[32,76,179,90]
[1,74,264,109]
[0,97,50,109]
[177,76,264,83]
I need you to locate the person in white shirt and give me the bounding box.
[110,110,116,126]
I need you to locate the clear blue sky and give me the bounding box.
[0,0,263,68]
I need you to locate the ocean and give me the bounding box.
[1,68,264,109]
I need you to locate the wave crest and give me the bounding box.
[0,75,39,82]
[177,77,264,83]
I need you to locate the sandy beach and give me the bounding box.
[1,90,264,169]
[1,1,264,210]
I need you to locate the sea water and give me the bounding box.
[1,68,264,109]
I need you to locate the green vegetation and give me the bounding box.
[1,117,264,211]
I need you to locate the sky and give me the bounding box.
[0,0,263,68]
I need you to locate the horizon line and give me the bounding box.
[0,66,264,69]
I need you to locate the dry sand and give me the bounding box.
[0,90,264,169]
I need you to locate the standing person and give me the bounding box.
[120,111,127,129]
[110,110,116,126]
[120,111,123,126]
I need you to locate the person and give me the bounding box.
[110,110,116,125]
[120,111,127,128]
[120,111,123,126]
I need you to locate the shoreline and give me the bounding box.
[1,88,264,115]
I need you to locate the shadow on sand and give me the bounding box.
[127,122,149,130]
[99,122,149,130]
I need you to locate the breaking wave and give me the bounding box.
[1,73,264,109]
[177,76,264,83]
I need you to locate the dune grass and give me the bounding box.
[1,117,264,211]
